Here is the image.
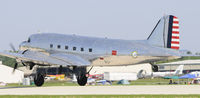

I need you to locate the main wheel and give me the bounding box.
[74,67,88,86]
[34,73,44,87]
[77,74,88,86]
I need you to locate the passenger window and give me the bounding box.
[65,46,68,50]
[50,44,53,48]
[89,48,92,52]
[73,47,76,51]
[81,48,84,51]
[57,45,61,49]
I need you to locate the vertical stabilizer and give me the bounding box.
[147,15,180,50]
[174,65,184,75]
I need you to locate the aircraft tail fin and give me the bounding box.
[147,15,180,50]
[174,65,184,75]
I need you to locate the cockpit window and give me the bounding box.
[27,38,30,43]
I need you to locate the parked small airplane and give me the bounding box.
[189,71,200,77]
[0,15,181,86]
[138,65,184,78]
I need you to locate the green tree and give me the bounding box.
[0,55,17,68]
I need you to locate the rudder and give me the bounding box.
[147,15,180,50]
[174,65,184,75]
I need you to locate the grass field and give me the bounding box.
[155,56,200,64]
[0,95,200,98]
[0,78,199,98]
[1,78,193,88]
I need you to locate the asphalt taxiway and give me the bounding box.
[0,85,200,95]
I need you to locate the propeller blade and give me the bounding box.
[12,63,18,73]
[9,43,16,52]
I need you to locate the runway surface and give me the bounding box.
[0,85,200,95]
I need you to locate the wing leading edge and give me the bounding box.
[0,51,90,66]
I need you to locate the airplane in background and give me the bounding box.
[189,71,200,77]
[0,15,181,86]
[138,65,184,78]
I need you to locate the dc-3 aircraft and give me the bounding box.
[0,15,181,86]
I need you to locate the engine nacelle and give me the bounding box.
[21,61,35,70]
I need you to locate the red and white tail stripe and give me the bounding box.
[171,16,180,50]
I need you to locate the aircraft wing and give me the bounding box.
[0,51,90,66]
[50,53,91,66]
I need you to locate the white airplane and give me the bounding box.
[189,71,200,77]
[138,65,184,78]
[0,15,181,86]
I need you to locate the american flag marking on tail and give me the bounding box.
[147,15,180,50]
[171,16,180,50]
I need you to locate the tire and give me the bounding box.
[77,74,88,86]
[34,73,44,87]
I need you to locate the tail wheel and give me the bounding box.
[34,73,44,87]
[152,65,158,72]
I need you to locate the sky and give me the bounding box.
[0,0,199,53]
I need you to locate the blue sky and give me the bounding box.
[0,0,199,53]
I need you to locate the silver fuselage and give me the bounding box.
[19,33,180,66]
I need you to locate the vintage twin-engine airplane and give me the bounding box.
[0,15,181,86]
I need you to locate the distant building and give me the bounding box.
[0,61,24,83]
[89,63,152,74]
[157,60,200,74]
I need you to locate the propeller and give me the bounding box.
[9,43,31,73]
[12,63,18,73]
[9,43,17,52]
[9,43,19,73]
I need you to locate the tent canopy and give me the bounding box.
[163,76,179,79]
[179,74,196,79]
[117,79,130,85]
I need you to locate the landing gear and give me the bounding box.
[77,73,88,86]
[74,67,88,86]
[34,73,44,87]
[152,65,158,72]
[150,62,158,72]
